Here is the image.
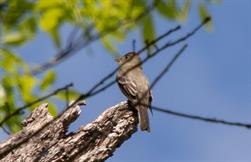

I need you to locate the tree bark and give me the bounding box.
[0,101,138,162]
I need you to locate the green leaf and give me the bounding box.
[111,31,126,42]
[101,37,118,55]
[156,0,177,20]
[1,102,22,133]
[50,29,61,48]
[142,15,155,42]
[5,112,22,133]
[55,89,81,101]
[198,3,213,32]
[36,0,63,10]
[20,16,37,34]
[0,49,22,73]
[177,0,191,21]
[7,120,22,133]
[0,84,6,107]
[2,32,27,46]
[39,7,64,47]
[47,102,57,117]
[17,74,37,102]
[141,14,156,53]
[40,70,56,91]
[39,8,64,31]
[1,0,33,30]
[1,76,15,105]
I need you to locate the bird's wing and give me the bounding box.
[117,75,138,102]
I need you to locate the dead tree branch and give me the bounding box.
[0,101,137,161]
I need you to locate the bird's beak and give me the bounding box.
[115,57,120,63]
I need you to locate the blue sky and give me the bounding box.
[1,0,251,161]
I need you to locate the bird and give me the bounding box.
[115,52,152,132]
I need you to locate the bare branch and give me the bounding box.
[0,17,210,130]
[150,44,188,90]
[151,105,251,129]
[30,1,159,75]
[84,17,210,98]
[137,25,181,54]
[83,25,181,98]
[1,127,10,135]
[0,83,74,128]
[136,44,188,114]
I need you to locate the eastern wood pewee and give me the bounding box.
[116,52,152,132]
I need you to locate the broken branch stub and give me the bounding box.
[0,101,138,162]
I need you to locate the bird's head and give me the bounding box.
[115,52,141,68]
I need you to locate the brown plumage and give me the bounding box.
[116,52,152,132]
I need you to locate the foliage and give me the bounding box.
[0,0,219,133]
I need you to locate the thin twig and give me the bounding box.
[132,39,136,52]
[84,17,210,96]
[63,17,210,116]
[65,86,70,108]
[0,83,74,127]
[1,127,10,135]
[137,44,251,130]
[66,27,80,47]
[84,25,182,97]
[135,44,188,114]
[30,1,158,75]
[137,25,181,54]
[167,17,211,47]
[0,17,209,129]
[86,44,187,98]
[150,44,188,89]
[152,105,251,129]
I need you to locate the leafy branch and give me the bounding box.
[1,16,249,133]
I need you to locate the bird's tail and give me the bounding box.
[137,105,150,132]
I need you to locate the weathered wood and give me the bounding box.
[0,101,138,162]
